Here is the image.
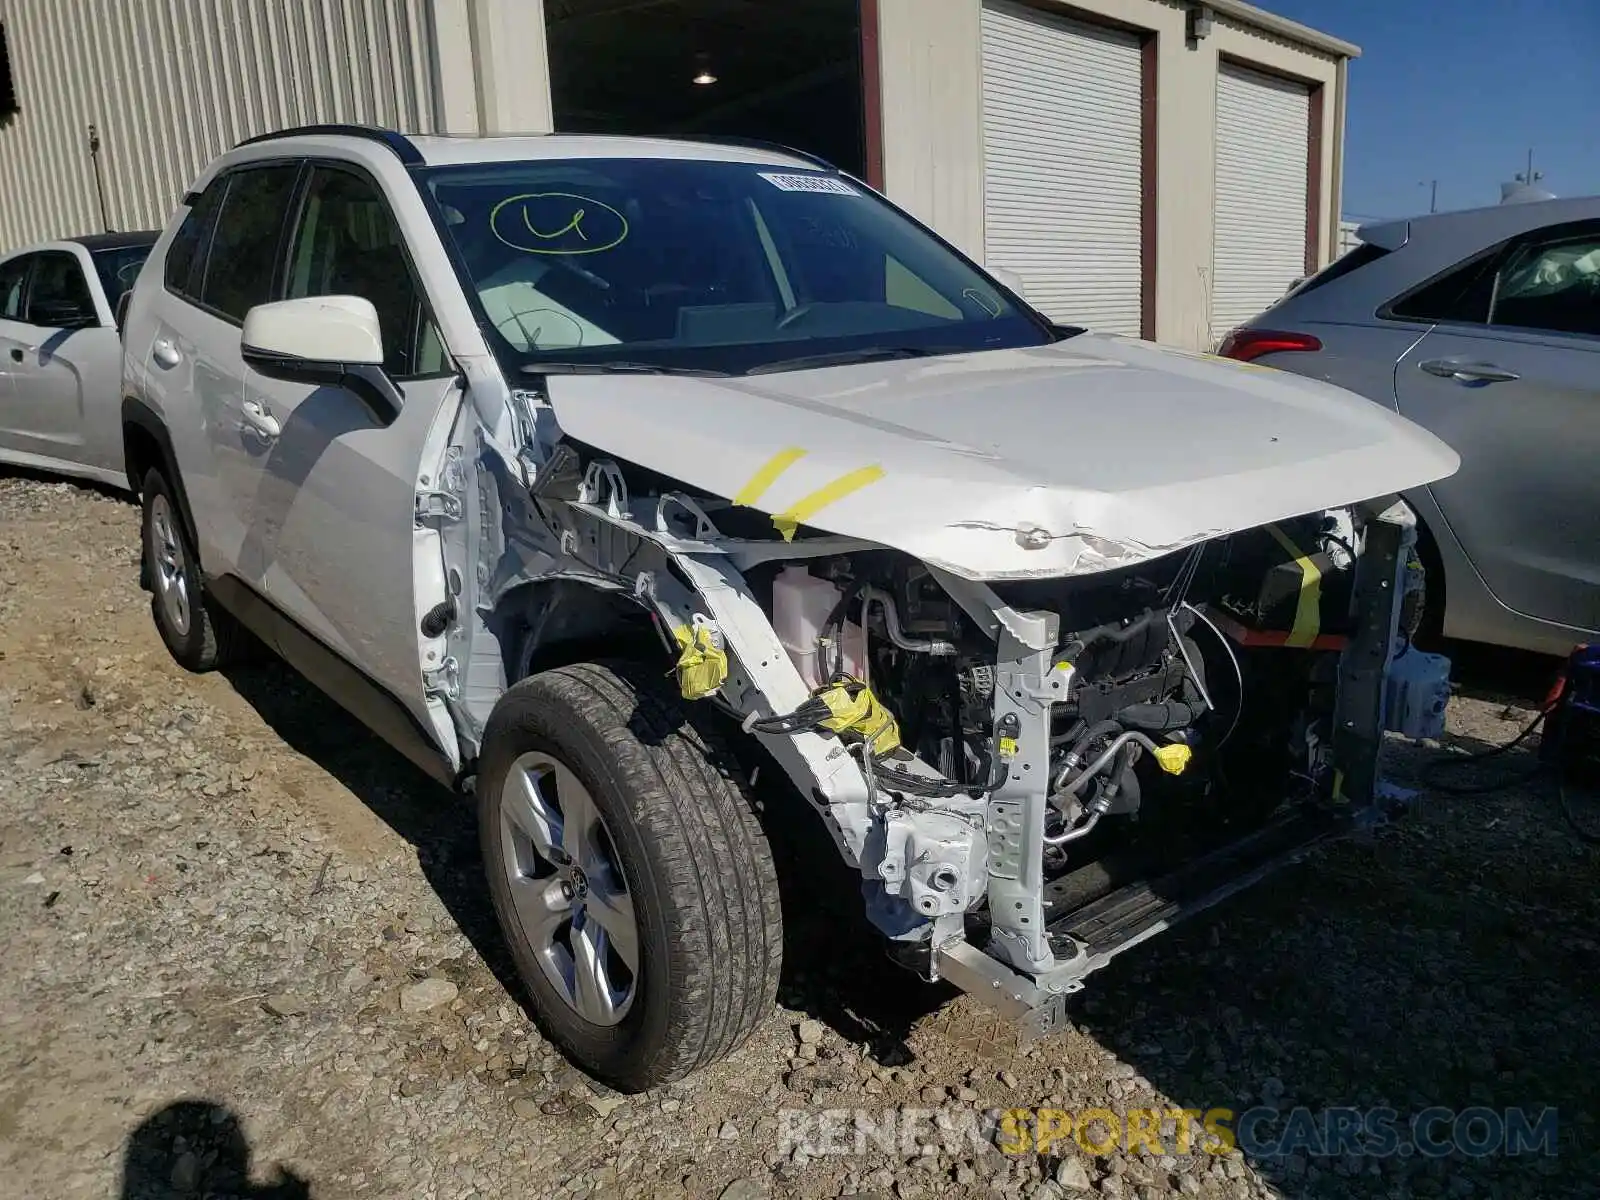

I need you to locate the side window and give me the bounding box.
[1489,229,1600,337]
[1387,251,1499,325]
[282,164,444,378]
[25,251,97,327]
[0,255,30,320]
[198,163,301,322]
[94,245,153,315]
[163,182,226,300]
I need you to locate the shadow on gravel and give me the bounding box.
[0,464,136,504]
[120,1099,310,1199]
[1065,649,1600,1199]
[753,769,954,1063]
[218,662,533,1010]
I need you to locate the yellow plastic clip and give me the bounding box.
[1153,743,1193,776]
[813,678,901,756]
[672,617,728,701]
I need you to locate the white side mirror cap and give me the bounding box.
[242,295,384,367]
[987,265,1028,301]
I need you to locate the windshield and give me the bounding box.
[91,244,154,314]
[422,157,1053,375]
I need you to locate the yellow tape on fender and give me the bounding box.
[733,447,807,507]
[1264,523,1322,648]
[771,465,885,542]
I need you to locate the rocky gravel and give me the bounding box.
[2,473,1598,1199]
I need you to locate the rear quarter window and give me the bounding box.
[1287,242,1390,298]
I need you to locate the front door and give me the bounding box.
[1394,222,1600,632]
[0,251,106,458]
[238,162,459,747]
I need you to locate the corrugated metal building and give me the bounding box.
[0,0,1355,350]
[0,0,549,249]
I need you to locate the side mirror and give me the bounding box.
[241,295,400,425]
[986,265,1028,301]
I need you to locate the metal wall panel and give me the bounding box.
[0,0,439,252]
[1210,61,1309,343]
[980,0,1143,335]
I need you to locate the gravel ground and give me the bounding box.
[2,474,1598,1200]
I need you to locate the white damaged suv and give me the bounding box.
[121,126,1459,1091]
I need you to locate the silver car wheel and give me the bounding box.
[499,751,638,1026]
[149,494,192,637]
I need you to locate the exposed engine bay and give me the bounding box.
[436,412,1449,1036]
[733,512,1389,948]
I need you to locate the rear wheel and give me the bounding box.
[478,661,782,1092]
[140,469,245,672]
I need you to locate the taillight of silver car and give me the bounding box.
[1216,328,1323,362]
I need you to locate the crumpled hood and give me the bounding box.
[544,334,1460,579]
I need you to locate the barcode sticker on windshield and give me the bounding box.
[758,172,859,196]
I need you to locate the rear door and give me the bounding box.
[241,160,459,741]
[1394,219,1600,630]
[147,162,302,576]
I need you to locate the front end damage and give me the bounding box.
[423,364,1456,1039]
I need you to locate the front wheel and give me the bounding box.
[478,661,782,1091]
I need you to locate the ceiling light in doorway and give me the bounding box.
[693,69,718,85]
[693,53,717,86]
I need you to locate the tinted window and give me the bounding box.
[423,158,1048,376]
[199,164,301,321]
[93,244,153,315]
[164,183,225,299]
[0,255,28,320]
[1489,229,1600,337]
[25,252,97,326]
[1387,251,1499,325]
[282,165,444,378]
[1288,242,1389,298]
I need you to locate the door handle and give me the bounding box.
[151,337,182,369]
[1418,358,1520,383]
[240,399,281,440]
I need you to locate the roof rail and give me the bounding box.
[669,134,837,172]
[235,124,423,166]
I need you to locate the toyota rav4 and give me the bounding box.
[120,126,1460,1092]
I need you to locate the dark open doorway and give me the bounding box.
[545,0,873,181]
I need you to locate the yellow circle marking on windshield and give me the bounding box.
[489,192,629,255]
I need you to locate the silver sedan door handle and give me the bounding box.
[240,398,281,440]
[151,337,182,368]
[1418,358,1520,383]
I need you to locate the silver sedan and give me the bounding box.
[0,231,157,490]
[1219,196,1600,657]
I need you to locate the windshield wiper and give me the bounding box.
[519,361,731,377]
[745,346,943,375]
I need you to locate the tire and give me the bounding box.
[1407,521,1447,652]
[478,661,782,1091]
[140,468,245,672]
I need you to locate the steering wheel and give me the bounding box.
[775,302,817,332]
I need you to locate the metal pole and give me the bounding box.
[86,124,110,232]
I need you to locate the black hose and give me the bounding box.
[1420,706,1549,795]
[1119,697,1206,732]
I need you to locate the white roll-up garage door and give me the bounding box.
[1211,62,1311,342]
[981,0,1144,335]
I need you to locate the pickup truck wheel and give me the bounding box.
[478,661,782,1091]
[140,469,244,672]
